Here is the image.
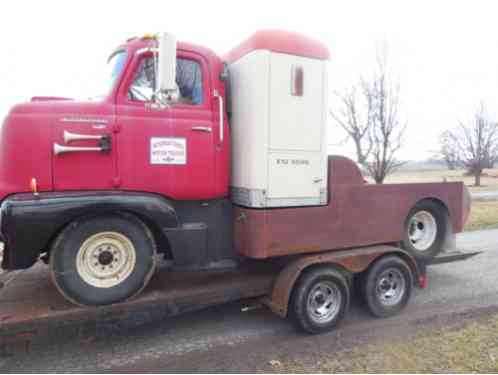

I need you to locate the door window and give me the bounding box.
[128,56,204,105]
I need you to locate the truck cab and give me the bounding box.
[0,37,230,202]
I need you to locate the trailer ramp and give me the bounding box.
[0,261,276,355]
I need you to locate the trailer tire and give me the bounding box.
[291,267,350,334]
[362,256,413,318]
[50,214,156,307]
[402,200,447,262]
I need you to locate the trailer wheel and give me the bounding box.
[402,200,447,262]
[50,214,156,307]
[362,256,413,318]
[291,267,350,334]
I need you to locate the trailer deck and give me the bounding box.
[0,261,277,350]
[0,249,480,354]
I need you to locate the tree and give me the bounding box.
[332,45,406,184]
[330,85,374,166]
[453,104,498,186]
[438,130,461,170]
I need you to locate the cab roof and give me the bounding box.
[224,29,330,63]
[119,36,222,67]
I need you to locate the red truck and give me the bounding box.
[0,31,472,334]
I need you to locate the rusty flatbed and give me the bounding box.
[0,247,480,350]
[0,261,277,344]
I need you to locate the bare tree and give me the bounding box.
[438,130,461,170]
[332,45,406,184]
[330,85,374,165]
[452,104,498,186]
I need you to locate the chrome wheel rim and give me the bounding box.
[76,232,136,288]
[307,281,342,324]
[408,211,437,251]
[376,268,406,306]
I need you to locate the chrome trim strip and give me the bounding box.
[61,118,108,124]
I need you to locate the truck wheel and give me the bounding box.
[50,215,156,307]
[362,256,413,318]
[291,267,350,334]
[402,200,447,262]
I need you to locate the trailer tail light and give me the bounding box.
[418,275,428,289]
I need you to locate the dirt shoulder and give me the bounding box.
[261,308,498,373]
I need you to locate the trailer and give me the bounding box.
[0,246,479,354]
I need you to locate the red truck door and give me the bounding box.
[52,106,117,191]
[115,51,216,200]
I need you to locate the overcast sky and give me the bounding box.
[1,0,498,160]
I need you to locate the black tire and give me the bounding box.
[401,200,447,262]
[291,267,350,334]
[50,214,156,307]
[362,256,413,318]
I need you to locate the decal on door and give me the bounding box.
[150,137,187,165]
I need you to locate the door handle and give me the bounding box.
[191,126,212,133]
[214,90,224,143]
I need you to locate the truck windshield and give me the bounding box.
[107,51,128,91]
[85,51,128,101]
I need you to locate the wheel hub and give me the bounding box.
[307,281,342,323]
[76,232,137,289]
[98,250,114,266]
[408,211,437,251]
[376,268,406,306]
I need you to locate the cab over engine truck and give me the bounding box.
[0,31,471,334]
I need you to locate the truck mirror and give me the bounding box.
[157,32,177,95]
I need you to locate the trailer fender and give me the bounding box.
[266,245,420,318]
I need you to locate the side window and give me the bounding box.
[176,59,204,105]
[128,56,204,105]
[128,56,155,102]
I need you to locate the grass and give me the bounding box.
[263,315,498,373]
[465,201,498,231]
[377,167,498,231]
[383,168,498,192]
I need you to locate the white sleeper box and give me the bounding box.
[229,49,329,208]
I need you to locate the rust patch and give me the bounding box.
[235,156,469,260]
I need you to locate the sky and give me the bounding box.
[1,0,498,161]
